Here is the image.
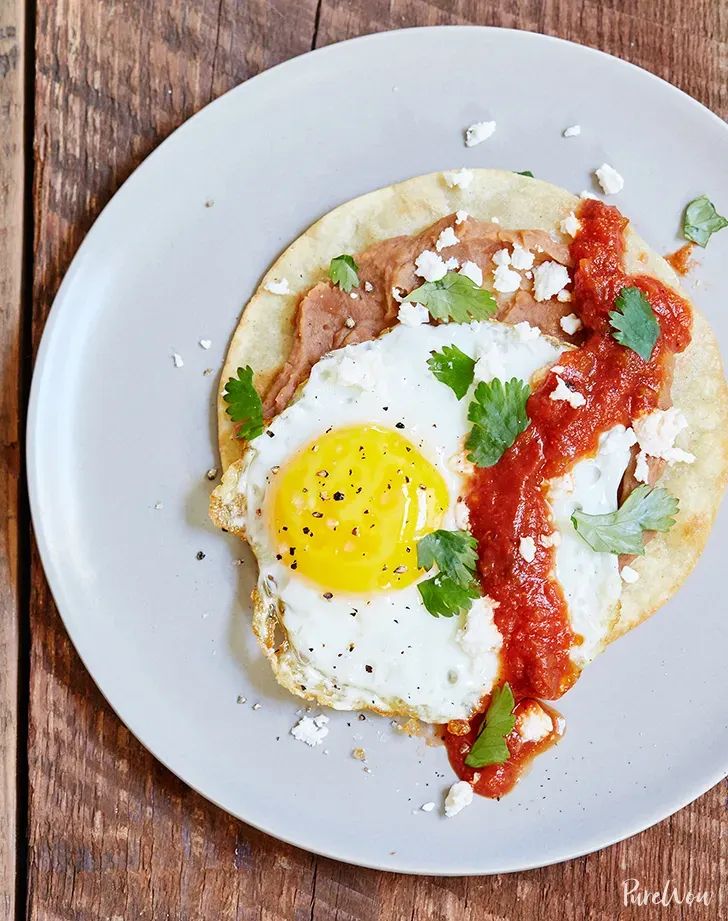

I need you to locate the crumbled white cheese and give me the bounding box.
[391,286,404,303]
[444,256,460,271]
[415,250,448,282]
[563,124,582,138]
[533,261,570,302]
[580,190,598,200]
[153,502,163,510]
[560,313,583,335]
[510,244,535,270]
[172,352,184,368]
[493,264,521,293]
[265,277,291,295]
[620,565,640,584]
[199,338,212,350]
[539,531,561,548]
[550,375,586,408]
[595,163,624,195]
[490,216,501,224]
[344,316,356,329]
[464,120,496,147]
[364,281,374,293]
[517,703,553,742]
[445,780,474,816]
[459,260,483,286]
[560,211,581,237]
[435,227,459,251]
[443,168,474,189]
[291,714,329,747]
[455,209,469,225]
[492,248,511,267]
[632,408,695,483]
[397,302,429,327]
[350,292,358,299]
[252,702,262,711]
[420,801,436,813]
[556,289,573,303]
[519,536,537,563]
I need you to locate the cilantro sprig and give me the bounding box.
[329,254,360,292]
[416,529,481,618]
[427,345,476,399]
[403,272,496,323]
[223,366,264,440]
[465,683,516,768]
[609,286,660,361]
[516,170,534,178]
[466,378,530,467]
[572,484,679,555]
[683,195,728,247]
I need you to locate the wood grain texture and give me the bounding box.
[0,0,24,916]
[28,2,726,920]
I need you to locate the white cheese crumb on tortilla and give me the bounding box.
[550,375,586,408]
[533,261,570,302]
[415,250,448,282]
[455,209,469,224]
[560,313,583,334]
[265,277,291,295]
[560,211,581,237]
[632,408,695,483]
[442,168,474,189]
[435,227,459,251]
[519,536,537,562]
[620,566,640,584]
[459,260,483,286]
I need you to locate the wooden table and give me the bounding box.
[2,1,726,918]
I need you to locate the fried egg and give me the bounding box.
[212,320,634,721]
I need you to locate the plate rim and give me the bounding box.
[26,24,728,876]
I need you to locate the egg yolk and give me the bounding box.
[269,425,449,593]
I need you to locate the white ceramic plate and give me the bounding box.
[28,27,728,875]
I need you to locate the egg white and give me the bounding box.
[216,319,635,720]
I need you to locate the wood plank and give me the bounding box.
[0,0,24,917]
[28,1,727,920]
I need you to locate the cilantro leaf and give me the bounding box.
[403,272,497,323]
[418,574,480,618]
[427,345,476,399]
[516,170,534,178]
[416,529,481,618]
[417,529,479,585]
[683,195,728,247]
[608,286,660,361]
[223,366,264,440]
[572,484,679,555]
[466,378,530,467]
[465,683,516,768]
[329,254,359,292]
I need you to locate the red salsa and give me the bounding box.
[445,200,693,797]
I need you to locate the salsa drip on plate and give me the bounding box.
[445,200,693,798]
